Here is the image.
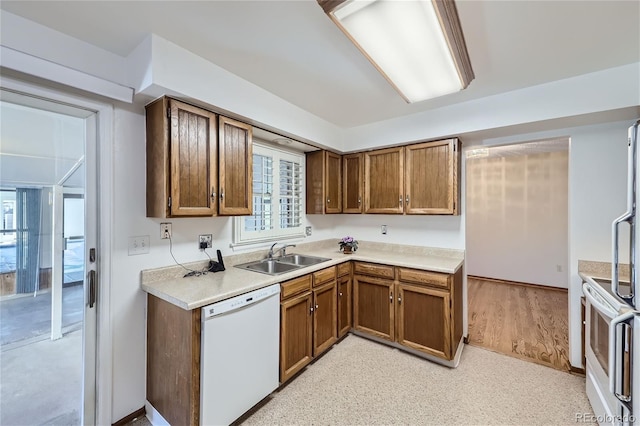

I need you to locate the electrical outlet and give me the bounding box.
[128,235,150,256]
[161,223,172,239]
[381,225,387,235]
[305,226,312,236]
[199,234,212,249]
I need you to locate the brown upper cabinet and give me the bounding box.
[218,116,253,216]
[306,150,342,214]
[364,147,404,214]
[342,153,363,213]
[405,139,460,215]
[146,97,253,218]
[146,97,218,217]
[363,139,460,215]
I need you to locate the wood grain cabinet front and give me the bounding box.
[362,139,460,216]
[337,272,352,338]
[146,97,253,218]
[312,280,338,356]
[342,153,363,213]
[306,150,342,214]
[218,116,253,216]
[352,262,463,361]
[405,139,460,215]
[146,97,218,218]
[280,290,313,383]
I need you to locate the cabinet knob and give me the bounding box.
[339,292,343,297]
[327,198,330,204]
[398,296,402,304]
[315,304,319,311]
[220,190,224,200]
[211,189,216,201]
[399,196,403,206]
[406,195,409,204]
[310,306,314,314]
[389,292,393,303]
[358,196,361,205]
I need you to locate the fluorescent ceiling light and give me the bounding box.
[318,0,474,103]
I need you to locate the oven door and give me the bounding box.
[609,311,636,423]
[584,283,622,424]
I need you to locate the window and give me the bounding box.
[0,190,16,273]
[234,143,305,245]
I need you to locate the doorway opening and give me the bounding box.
[0,91,96,424]
[465,138,571,371]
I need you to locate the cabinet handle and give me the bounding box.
[211,189,216,201]
[406,195,409,205]
[389,291,393,303]
[220,190,224,200]
[399,196,403,207]
[358,196,361,205]
[398,296,402,304]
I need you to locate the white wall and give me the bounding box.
[466,149,569,287]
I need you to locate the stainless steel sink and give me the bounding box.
[235,254,331,276]
[277,254,331,266]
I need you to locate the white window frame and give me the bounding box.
[233,142,306,247]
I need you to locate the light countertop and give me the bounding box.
[141,243,464,311]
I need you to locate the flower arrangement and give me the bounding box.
[339,236,358,253]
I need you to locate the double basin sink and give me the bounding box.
[235,254,331,276]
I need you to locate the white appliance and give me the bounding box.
[200,283,280,426]
[583,120,639,425]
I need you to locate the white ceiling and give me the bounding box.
[1,0,638,128]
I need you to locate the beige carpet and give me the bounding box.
[242,335,592,425]
[132,334,593,426]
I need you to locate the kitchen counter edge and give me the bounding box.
[142,248,464,311]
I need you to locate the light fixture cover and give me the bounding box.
[318,0,474,103]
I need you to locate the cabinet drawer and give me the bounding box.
[337,262,351,277]
[281,275,312,300]
[353,262,395,279]
[397,268,450,289]
[313,266,336,287]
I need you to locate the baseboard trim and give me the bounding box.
[112,407,145,426]
[570,366,586,376]
[468,275,568,292]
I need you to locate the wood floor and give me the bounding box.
[467,276,570,372]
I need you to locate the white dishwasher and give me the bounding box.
[200,283,280,426]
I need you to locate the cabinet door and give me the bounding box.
[169,99,218,216]
[353,275,395,341]
[280,292,313,383]
[343,153,363,213]
[337,274,352,338]
[313,281,338,356]
[405,139,459,215]
[396,283,451,359]
[218,116,252,215]
[364,147,404,214]
[325,151,342,213]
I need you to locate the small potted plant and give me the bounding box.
[339,236,358,254]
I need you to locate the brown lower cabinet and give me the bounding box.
[337,264,352,338]
[280,266,337,383]
[353,262,463,361]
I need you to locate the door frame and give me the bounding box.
[0,76,114,425]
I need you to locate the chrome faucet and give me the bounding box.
[268,242,297,259]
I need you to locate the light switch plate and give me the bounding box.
[128,235,150,255]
